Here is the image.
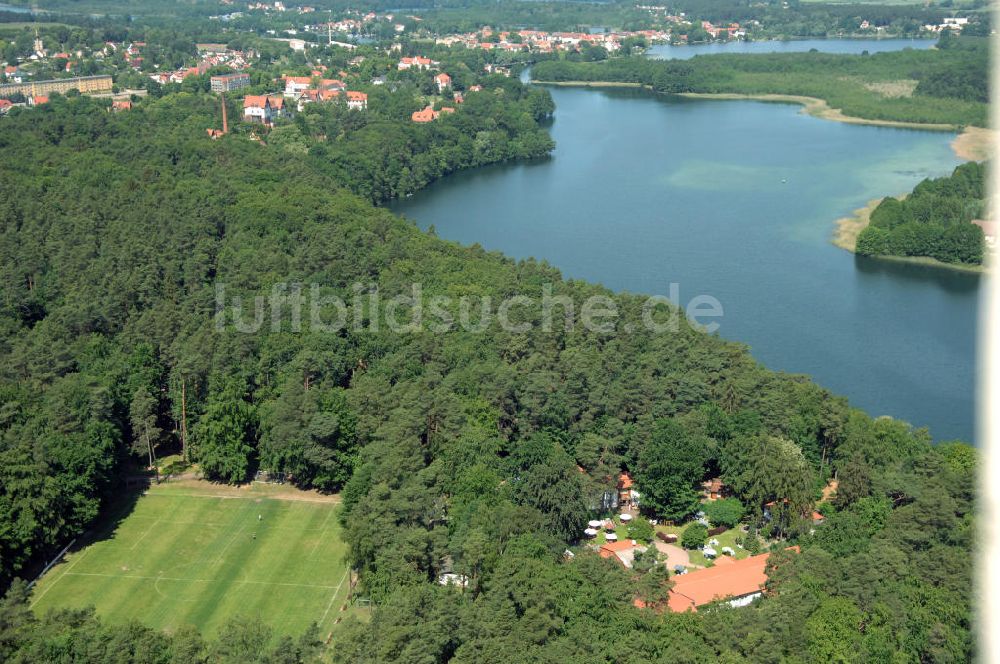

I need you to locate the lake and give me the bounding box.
[391,72,977,445]
[647,38,936,59]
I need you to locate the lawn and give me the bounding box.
[29,480,354,639]
[655,521,753,567]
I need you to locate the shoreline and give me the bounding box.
[952,126,995,161]
[676,92,957,132]
[832,197,885,253]
[535,81,649,89]
[831,195,987,275]
[532,82,991,160]
[860,253,986,274]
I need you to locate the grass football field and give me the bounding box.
[29,480,352,638]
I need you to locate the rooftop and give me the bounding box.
[666,548,798,612]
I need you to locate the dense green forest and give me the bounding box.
[532,34,989,126]
[0,88,975,661]
[856,161,987,265]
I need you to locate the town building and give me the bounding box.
[211,73,251,93]
[0,75,113,100]
[434,72,451,92]
[411,105,436,122]
[283,75,313,96]
[398,56,437,71]
[346,90,367,110]
[244,94,285,125]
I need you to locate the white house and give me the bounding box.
[283,75,312,96]
[244,94,285,125]
[345,90,367,110]
[398,56,437,71]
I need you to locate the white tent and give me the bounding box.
[619,513,633,522]
[703,546,717,558]
[584,528,598,537]
[588,520,603,529]
[605,532,618,542]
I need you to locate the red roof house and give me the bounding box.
[667,547,799,612]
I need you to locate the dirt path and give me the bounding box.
[654,542,691,568]
[151,478,342,504]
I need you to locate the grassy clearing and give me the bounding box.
[861,79,917,98]
[654,521,751,567]
[30,480,355,640]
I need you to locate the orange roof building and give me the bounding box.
[618,471,638,509]
[411,105,452,123]
[243,94,284,125]
[411,105,436,123]
[598,539,644,568]
[667,552,770,612]
[598,539,634,559]
[667,548,798,612]
[345,90,367,109]
[702,477,724,501]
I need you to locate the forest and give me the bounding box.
[856,161,987,265]
[532,33,990,127]
[0,85,975,661]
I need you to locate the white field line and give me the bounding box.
[28,538,77,589]
[319,568,351,628]
[129,517,162,551]
[204,501,257,570]
[32,494,344,613]
[308,508,337,560]
[29,547,91,609]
